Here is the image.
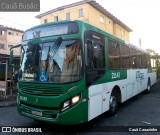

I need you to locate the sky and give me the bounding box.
[0,0,160,54]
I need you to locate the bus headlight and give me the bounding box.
[61,93,81,112]
[71,95,81,104]
[62,100,70,110]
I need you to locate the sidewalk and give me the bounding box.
[0,88,17,108]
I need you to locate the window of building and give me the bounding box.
[109,21,112,25]
[54,16,58,22]
[100,16,104,23]
[108,39,121,69]
[44,19,48,23]
[79,9,83,17]
[0,30,5,35]
[130,48,137,68]
[8,32,12,35]
[0,43,4,49]
[66,12,70,20]
[121,44,130,68]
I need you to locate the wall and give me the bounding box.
[40,4,89,24]
[113,23,130,42]
[0,30,7,54]
[6,29,23,56]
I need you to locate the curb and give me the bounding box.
[0,101,16,108]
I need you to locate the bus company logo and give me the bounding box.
[34,98,39,104]
[136,71,144,80]
[111,72,120,79]
[2,127,11,132]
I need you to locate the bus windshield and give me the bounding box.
[20,39,83,83]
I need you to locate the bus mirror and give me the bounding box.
[9,50,14,67]
[10,50,14,65]
[10,44,21,69]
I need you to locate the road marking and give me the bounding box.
[142,121,151,125]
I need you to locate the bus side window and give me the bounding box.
[93,42,105,70]
[86,40,105,71]
[121,44,130,69]
[108,39,121,69]
[137,50,143,68]
[85,42,105,85]
[143,53,147,68]
[147,54,151,68]
[130,48,137,68]
[86,40,94,69]
[85,31,105,85]
[86,40,97,85]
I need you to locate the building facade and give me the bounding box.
[0,25,23,56]
[36,0,132,42]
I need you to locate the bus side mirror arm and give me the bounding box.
[10,44,21,69]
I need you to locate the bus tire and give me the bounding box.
[145,79,151,94]
[108,94,118,116]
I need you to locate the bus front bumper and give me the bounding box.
[17,101,87,125]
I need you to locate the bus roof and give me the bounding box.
[25,20,147,53]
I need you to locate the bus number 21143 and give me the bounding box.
[112,72,120,79]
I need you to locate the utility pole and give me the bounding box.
[139,38,141,47]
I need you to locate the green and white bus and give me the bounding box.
[10,20,157,125]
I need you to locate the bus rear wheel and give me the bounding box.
[145,79,151,94]
[108,95,118,116]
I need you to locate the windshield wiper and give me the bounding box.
[47,37,63,78]
[49,37,62,60]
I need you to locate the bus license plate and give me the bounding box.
[32,110,42,117]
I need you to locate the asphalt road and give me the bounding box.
[0,84,160,135]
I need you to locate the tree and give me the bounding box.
[146,48,160,78]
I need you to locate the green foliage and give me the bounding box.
[146,48,160,78]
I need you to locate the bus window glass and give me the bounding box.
[85,31,105,71]
[130,48,137,68]
[121,44,130,68]
[108,40,120,69]
[86,41,105,70]
[147,54,151,68]
[137,50,143,68]
[151,58,156,68]
[142,53,147,68]
[93,43,105,69]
